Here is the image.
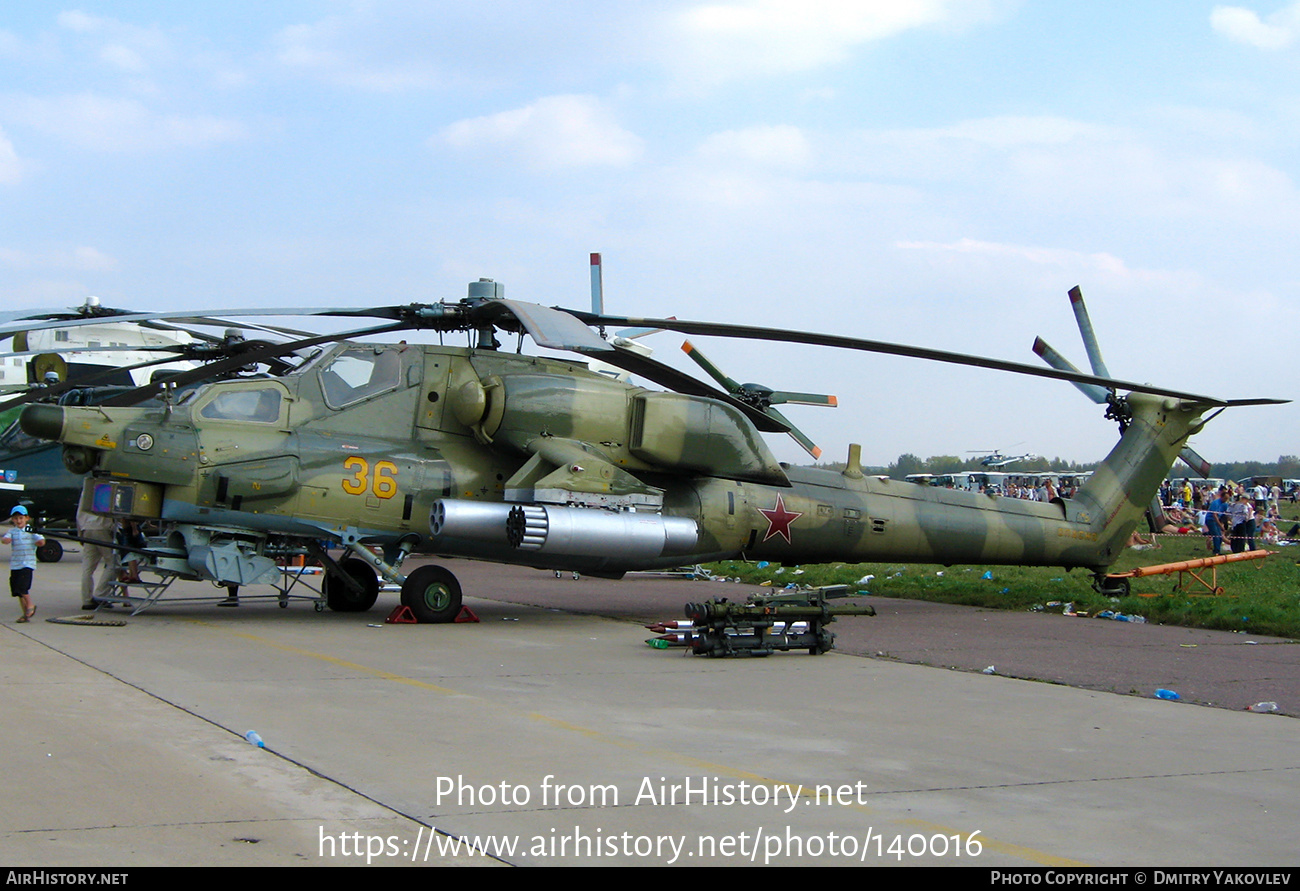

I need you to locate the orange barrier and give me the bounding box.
[1107,549,1271,595]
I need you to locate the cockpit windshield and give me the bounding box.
[318,347,402,409]
[198,387,283,423]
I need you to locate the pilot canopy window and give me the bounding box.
[198,387,283,423]
[319,348,402,409]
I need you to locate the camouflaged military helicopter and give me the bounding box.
[8,278,1282,621]
[0,300,313,559]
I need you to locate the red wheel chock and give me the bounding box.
[386,606,418,624]
[384,605,480,624]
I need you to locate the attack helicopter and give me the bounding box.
[0,298,314,556]
[10,278,1283,620]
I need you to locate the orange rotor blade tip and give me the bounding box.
[828,396,838,407]
[810,446,822,459]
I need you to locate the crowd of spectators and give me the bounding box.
[1155,479,1297,552]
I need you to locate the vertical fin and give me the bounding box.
[1073,394,1207,566]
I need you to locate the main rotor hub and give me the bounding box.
[467,279,504,301]
[735,384,774,409]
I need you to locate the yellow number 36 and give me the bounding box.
[341,457,399,499]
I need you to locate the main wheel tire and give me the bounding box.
[401,564,462,623]
[324,558,380,613]
[36,539,64,563]
[1102,578,1131,597]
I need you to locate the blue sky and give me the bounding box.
[1,2,1296,468]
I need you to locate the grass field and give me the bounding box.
[706,502,1300,639]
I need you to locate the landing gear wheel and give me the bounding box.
[401,564,462,623]
[1095,576,1130,597]
[324,558,380,613]
[36,539,63,563]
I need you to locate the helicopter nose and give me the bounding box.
[19,404,65,441]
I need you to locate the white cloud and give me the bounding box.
[827,114,1298,230]
[0,128,22,184]
[276,22,338,69]
[0,245,118,271]
[669,0,997,83]
[929,115,1116,148]
[894,238,1170,283]
[57,9,172,71]
[56,11,104,34]
[0,93,247,152]
[276,19,444,91]
[1211,3,1300,49]
[439,95,643,169]
[696,124,812,169]
[99,44,146,72]
[0,29,26,56]
[0,27,61,65]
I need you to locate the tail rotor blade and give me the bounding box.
[681,341,741,392]
[1032,337,1109,404]
[1068,286,1112,378]
[767,391,837,408]
[767,406,822,460]
[680,340,831,456]
[1178,445,1212,478]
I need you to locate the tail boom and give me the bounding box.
[696,393,1209,574]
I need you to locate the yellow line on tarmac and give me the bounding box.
[188,620,458,694]
[187,619,1083,867]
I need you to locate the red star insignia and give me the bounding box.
[758,494,802,544]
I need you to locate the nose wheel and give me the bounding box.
[400,564,463,623]
[323,557,380,612]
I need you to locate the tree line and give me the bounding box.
[813,454,1300,481]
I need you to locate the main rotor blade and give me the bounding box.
[100,321,410,407]
[0,331,315,408]
[0,306,397,340]
[161,316,320,340]
[571,310,1285,408]
[0,354,201,412]
[0,305,313,348]
[615,326,665,339]
[0,344,191,361]
[494,300,612,352]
